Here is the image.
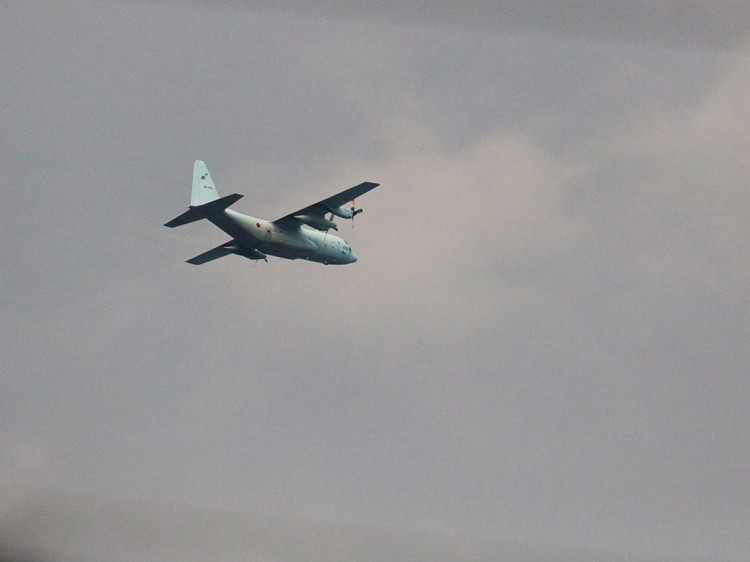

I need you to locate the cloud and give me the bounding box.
[0,428,52,506]
[231,113,588,380]
[590,44,750,301]
[243,1,750,49]
[0,494,687,562]
[3,3,749,559]
[278,43,750,556]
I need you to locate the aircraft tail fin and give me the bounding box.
[191,160,220,206]
[165,160,243,227]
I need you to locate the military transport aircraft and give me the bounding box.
[165,161,379,265]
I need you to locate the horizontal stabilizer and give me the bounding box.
[186,241,267,265]
[196,192,243,213]
[164,208,202,228]
[164,193,244,228]
[186,243,234,265]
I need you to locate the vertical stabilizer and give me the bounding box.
[191,160,220,206]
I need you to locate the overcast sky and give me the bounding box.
[2,2,749,561]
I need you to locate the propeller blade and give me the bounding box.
[350,199,363,217]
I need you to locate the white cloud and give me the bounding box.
[326,119,585,333]
[595,44,750,301]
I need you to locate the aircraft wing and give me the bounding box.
[274,181,380,224]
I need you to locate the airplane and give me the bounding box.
[165,161,379,265]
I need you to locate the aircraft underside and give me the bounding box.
[165,160,376,266]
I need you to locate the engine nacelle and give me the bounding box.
[329,205,362,219]
[294,214,338,231]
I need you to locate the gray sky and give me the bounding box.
[2,2,749,560]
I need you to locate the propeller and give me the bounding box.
[350,199,363,227]
[326,203,362,228]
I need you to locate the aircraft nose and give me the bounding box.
[350,250,358,263]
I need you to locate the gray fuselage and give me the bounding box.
[209,209,357,264]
